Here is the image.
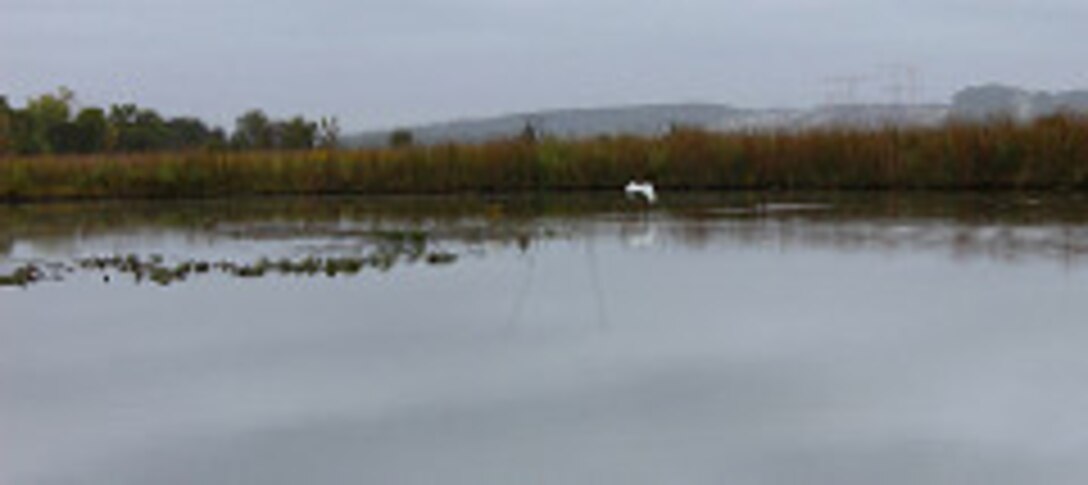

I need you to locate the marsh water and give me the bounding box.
[4,193,1088,484]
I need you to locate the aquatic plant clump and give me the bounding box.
[64,250,460,287]
[0,250,458,289]
[0,222,482,289]
[0,264,44,287]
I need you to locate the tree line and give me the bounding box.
[0,88,340,156]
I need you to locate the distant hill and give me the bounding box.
[717,104,948,132]
[344,103,948,148]
[950,85,1088,121]
[345,104,747,147]
[344,85,1086,148]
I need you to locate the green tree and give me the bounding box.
[232,109,273,149]
[108,103,138,125]
[389,128,414,148]
[205,127,228,151]
[276,116,317,150]
[72,108,109,153]
[28,88,73,126]
[19,87,74,154]
[109,104,170,151]
[0,96,11,155]
[108,104,138,151]
[133,109,170,150]
[519,122,538,144]
[165,117,215,150]
[47,122,83,153]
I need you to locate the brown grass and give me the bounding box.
[3,116,1088,202]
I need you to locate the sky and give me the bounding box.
[2,0,1087,131]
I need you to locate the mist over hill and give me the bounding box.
[344,85,1088,148]
[346,104,747,147]
[950,85,1088,121]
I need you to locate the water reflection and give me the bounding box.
[5,193,1088,286]
[5,194,1088,484]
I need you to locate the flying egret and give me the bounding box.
[624,181,657,204]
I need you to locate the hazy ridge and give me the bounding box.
[345,85,1088,148]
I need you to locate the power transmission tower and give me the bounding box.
[879,64,923,105]
[822,75,868,106]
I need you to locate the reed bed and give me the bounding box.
[3,116,1087,201]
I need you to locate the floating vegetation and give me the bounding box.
[3,225,468,288]
[11,193,1088,289]
[0,220,479,290]
[426,252,458,265]
[0,264,44,287]
[27,244,460,288]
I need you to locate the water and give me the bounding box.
[3,194,1088,484]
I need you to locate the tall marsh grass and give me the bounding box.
[3,116,1087,201]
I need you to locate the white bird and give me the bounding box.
[624,181,657,204]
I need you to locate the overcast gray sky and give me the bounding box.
[2,0,1086,131]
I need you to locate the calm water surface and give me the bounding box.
[3,194,1088,484]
